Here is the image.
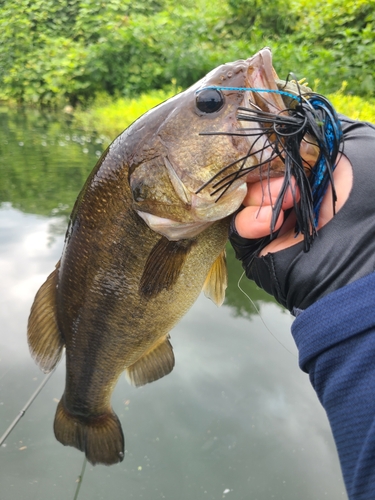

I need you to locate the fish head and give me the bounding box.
[128,48,319,240]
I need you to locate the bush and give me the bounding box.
[0,0,224,105]
[1,0,374,106]
[286,0,375,96]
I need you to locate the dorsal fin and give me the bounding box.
[126,336,175,387]
[27,262,65,373]
[139,237,194,298]
[202,250,227,306]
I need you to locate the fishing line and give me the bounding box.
[0,366,58,446]
[237,272,296,358]
[196,86,301,103]
[73,457,88,500]
[0,358,88,500]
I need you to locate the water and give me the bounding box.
[0,107,346,499]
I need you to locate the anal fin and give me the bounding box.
[27,262,64,373]
[126,336,175,387]
[202,250,227,306]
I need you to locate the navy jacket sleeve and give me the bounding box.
[292,271,375,499]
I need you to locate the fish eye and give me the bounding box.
[196,89,224,113]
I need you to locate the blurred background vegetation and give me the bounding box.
[1,0,375,134]
[1,0,374,104]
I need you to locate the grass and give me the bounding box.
[73,89,178,143]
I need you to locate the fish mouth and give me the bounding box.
[136,210,214,240]
[139,49,320,242]
[238,48,319,183]
[239,47,288,183]
[245,48,285,115]
[194,48,292,202]
[240,48,320,183]
[136,180,246,241]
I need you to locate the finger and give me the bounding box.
[235,205,284,239]
[243,177,300,210]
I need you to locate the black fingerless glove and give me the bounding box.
[230,117,375,313]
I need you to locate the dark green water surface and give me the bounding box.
[0,107,346,499]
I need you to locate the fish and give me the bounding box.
[27,48,318,466]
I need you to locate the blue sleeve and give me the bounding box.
[291,271,375,499]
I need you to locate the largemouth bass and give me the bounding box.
[27,48,317,466]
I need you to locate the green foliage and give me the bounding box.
[0,0,159,104]
[81,3,228,99]
[0,0,223,105]
[1,0,375,105]
[284,0,375,95]
[0,0,90,105]
[227,0,297,36]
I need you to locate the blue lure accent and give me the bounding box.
[307,96,343,226]
[197,85,301,103]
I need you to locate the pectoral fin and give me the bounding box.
[202,250,227,306]
[27,263,64,373]
[126,336,175,387]
[140,237,194,298]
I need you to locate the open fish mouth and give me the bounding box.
[195,48,317,202]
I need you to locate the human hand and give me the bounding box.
[234,154,352,253]
[230,153,359,312]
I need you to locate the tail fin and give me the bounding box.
[54,399,124,466]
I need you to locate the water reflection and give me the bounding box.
[0,106,105,219]
[0,108,346,499]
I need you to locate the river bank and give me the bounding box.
[71,87,375,142]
